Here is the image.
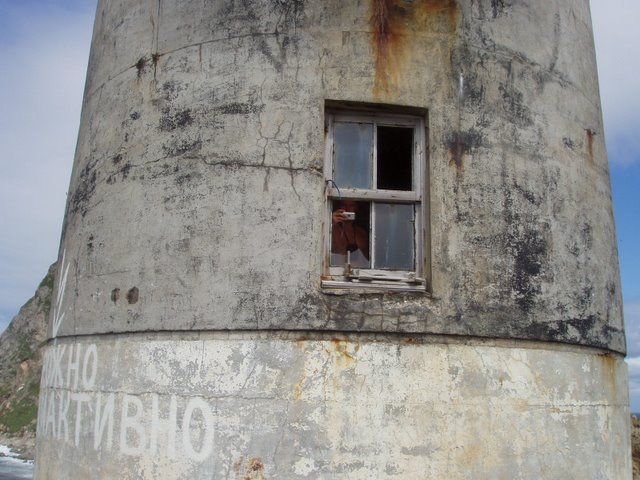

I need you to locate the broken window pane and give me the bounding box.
[374,203,414,270]
[377,126,413,191]
[330,200,370,268]
[333,122,373,189]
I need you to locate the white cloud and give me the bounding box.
[0,3,95,328]
[591,0,640,165]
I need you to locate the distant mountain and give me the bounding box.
[0,263,55,458]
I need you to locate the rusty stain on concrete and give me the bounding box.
[599,352,617,396]
[110,288,120,303]
[447,129,483,171]
[293,371,306,401]
[370,0,458,96]
[126,287,139,304]
[244,458,265,480]
[233,457,244,478]
[331,338,357,365]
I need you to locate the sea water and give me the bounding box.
[0,446,33,480]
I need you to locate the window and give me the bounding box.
[322,107,428,291]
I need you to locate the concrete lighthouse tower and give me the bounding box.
[36,0,630,478]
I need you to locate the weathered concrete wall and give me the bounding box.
[35,334,630,479]
[37,0,629,477]
[52,0,623,352]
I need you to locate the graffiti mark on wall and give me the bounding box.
[38,343,216,462]
[52,249,70,338]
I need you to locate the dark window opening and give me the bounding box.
[377,126,413,191]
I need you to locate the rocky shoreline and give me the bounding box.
[0,434,35,461]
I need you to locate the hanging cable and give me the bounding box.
[325,179,341,199]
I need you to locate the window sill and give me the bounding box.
[321,279,429,294]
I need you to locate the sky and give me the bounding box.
[590,0,640,413]
[0,1,639,408]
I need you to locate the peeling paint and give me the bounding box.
[35,336,631,478]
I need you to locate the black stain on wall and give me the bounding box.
[69,160,98,217]
[490,0,509,18]
[214,102,264,115]
[510,229,547,313]
[162,139,202,157]
[135,57,147,77]
[499,83,533,127]
[159,108,194,132]
[446,129,484,170]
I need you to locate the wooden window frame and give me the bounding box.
[322,110,430,292]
